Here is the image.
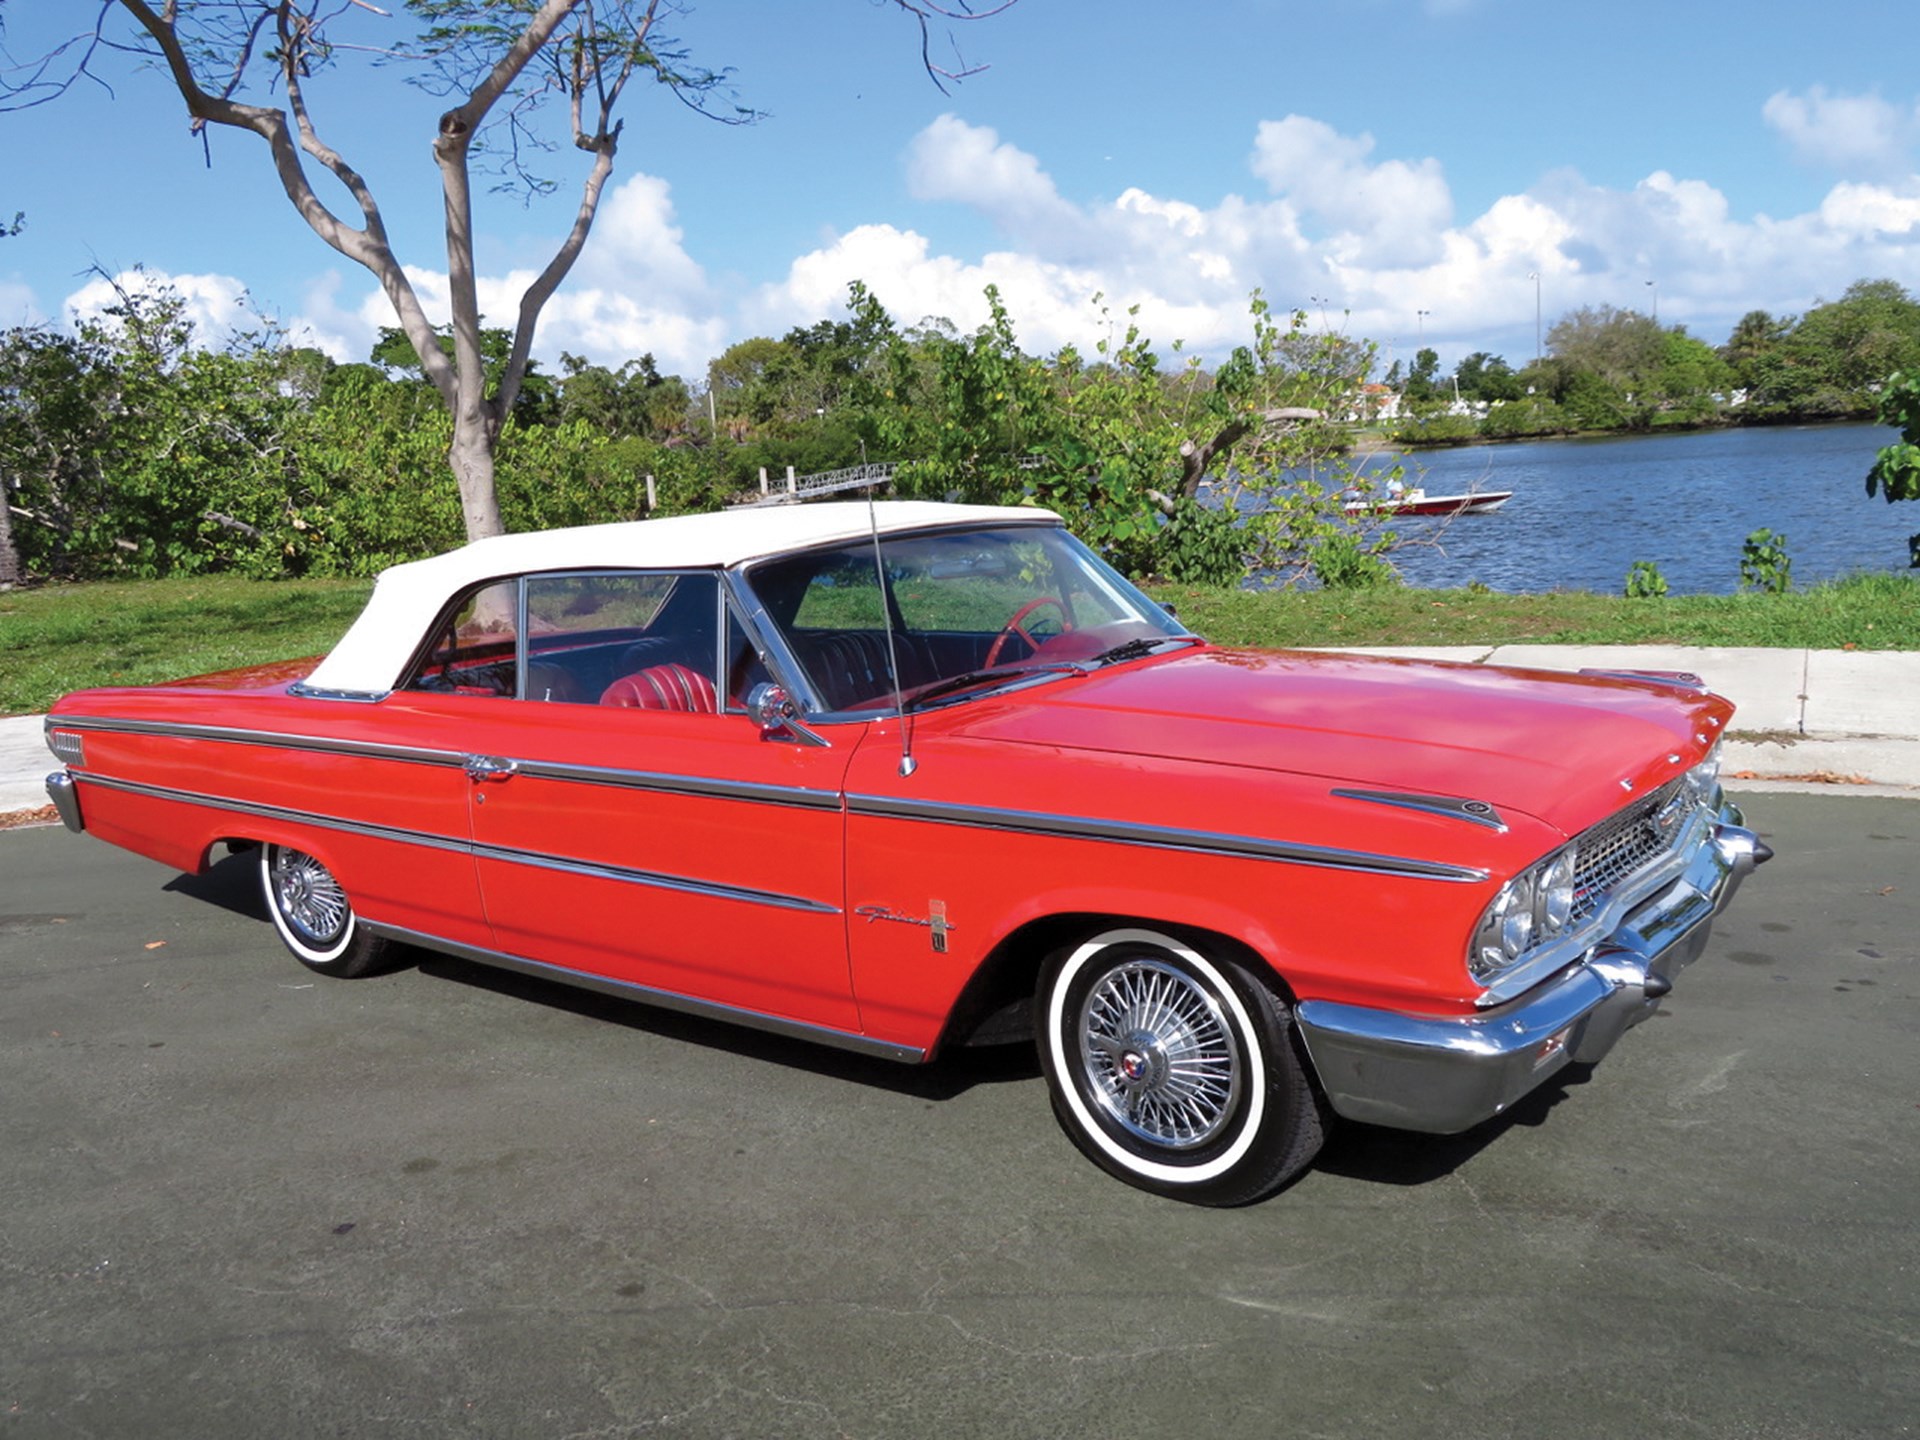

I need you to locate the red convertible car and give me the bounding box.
[43,501,1769,1205]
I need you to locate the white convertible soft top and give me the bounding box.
[302,500,1060,695]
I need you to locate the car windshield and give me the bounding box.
[743,523,1190,714]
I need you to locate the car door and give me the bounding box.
[453,570,864,1032]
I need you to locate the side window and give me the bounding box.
[724,605,771,710]
[532,571,725,714]
[403,582,519,696]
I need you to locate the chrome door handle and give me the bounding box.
[463,754,519,782]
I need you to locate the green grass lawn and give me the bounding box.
[3,571,1916,716]
[1,576,372,715]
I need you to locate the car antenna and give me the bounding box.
[868,485,917,777]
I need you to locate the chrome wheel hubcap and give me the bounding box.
[1079,957,1241,1149]
[271,849,348,946]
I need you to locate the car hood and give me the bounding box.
[944,647,1732,836]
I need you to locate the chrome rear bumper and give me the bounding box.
[45,771,84,833]
[1296,812,1771,1135]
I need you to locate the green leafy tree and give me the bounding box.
[1720,309,1791,390]
[1866,370,1920,567]
[1546,304,1664,395]
[1453,352,1522,403]
[1750,280,1920,417]
[4,1,1014,548]
[1403,347,1441,405]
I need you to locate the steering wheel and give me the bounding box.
[984,596,1070,668]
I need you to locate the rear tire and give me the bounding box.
[1037,927,1325,1206]
[260,843,390,978]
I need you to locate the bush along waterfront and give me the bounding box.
[6,273,1920,591]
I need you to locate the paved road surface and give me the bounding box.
[2,792,1915,1438]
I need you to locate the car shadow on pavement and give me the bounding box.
[1313,1065,1596,1185]
[165,849,1041,1103]
[419,950,1044,1102]
[167,850,1591,1180]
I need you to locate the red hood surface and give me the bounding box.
[943,647,1732,836]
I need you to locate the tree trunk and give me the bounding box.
[449,411,505,541]
[0,489,20,588]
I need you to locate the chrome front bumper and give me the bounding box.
[1295,811,1772,1135]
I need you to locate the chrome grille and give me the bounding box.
[1570,778,1689,923]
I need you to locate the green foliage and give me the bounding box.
[1453,352,1522,403]
[1479,395,1572,439]
[1392,412,1477,446]
[1746,280,1920,418]
[1866,369,1920,567]
[1310,532,1396,590]
[1623,560,1669,599]
[1739,528,1792,593]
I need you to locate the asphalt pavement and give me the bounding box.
[6,644,1919,814]
[1,793,1915,1437]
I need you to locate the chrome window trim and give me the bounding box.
[67,772,840,918]
[360,920,924,1064]
[845,793,1489,883]
[284,683,392,703]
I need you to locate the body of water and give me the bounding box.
[1333,423,1912,594]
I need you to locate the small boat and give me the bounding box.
[1344,487,1513,517]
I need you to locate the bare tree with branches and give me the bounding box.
[2,0,1016,542]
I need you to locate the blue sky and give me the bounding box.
[3,0,1918,382]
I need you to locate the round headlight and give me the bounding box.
[1540,848,1577,932]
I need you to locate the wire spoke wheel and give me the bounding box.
[1039,928,1326,1206]
[1080,957,1241,1149]
[258,843,389,977]
[269,847,351,949]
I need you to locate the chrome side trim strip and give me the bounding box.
[69,772,838,917]
[1330,789,1509,833]
[47,713,842,811]
[511,757,842,810]
[45,715,469,770]
[361,920,924,1064]
[73,772,473,857]
[471,843,839,915]
[845,793,1488,883]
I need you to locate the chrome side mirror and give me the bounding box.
[747,683,828,747]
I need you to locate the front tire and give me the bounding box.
[1038,927,1325,1206]
[260,843,390,978]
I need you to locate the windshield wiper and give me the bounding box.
[1092,635,1205,666]
[904,662,1084,712]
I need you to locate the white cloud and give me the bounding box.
[64,112,1920,386]
[1250,115,1454,266]
[63,268,259,342]
[1764,86,1920,176]
[906,114,1086,246]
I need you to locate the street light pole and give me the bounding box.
[1647,278,1658,325]
[1528,271,1541,364]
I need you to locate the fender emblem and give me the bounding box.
[855,901,954,954]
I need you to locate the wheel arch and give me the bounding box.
[933,909,1305,1058]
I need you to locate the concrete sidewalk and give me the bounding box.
[4,644,1918,816]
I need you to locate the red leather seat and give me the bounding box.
[599,662,719,713]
